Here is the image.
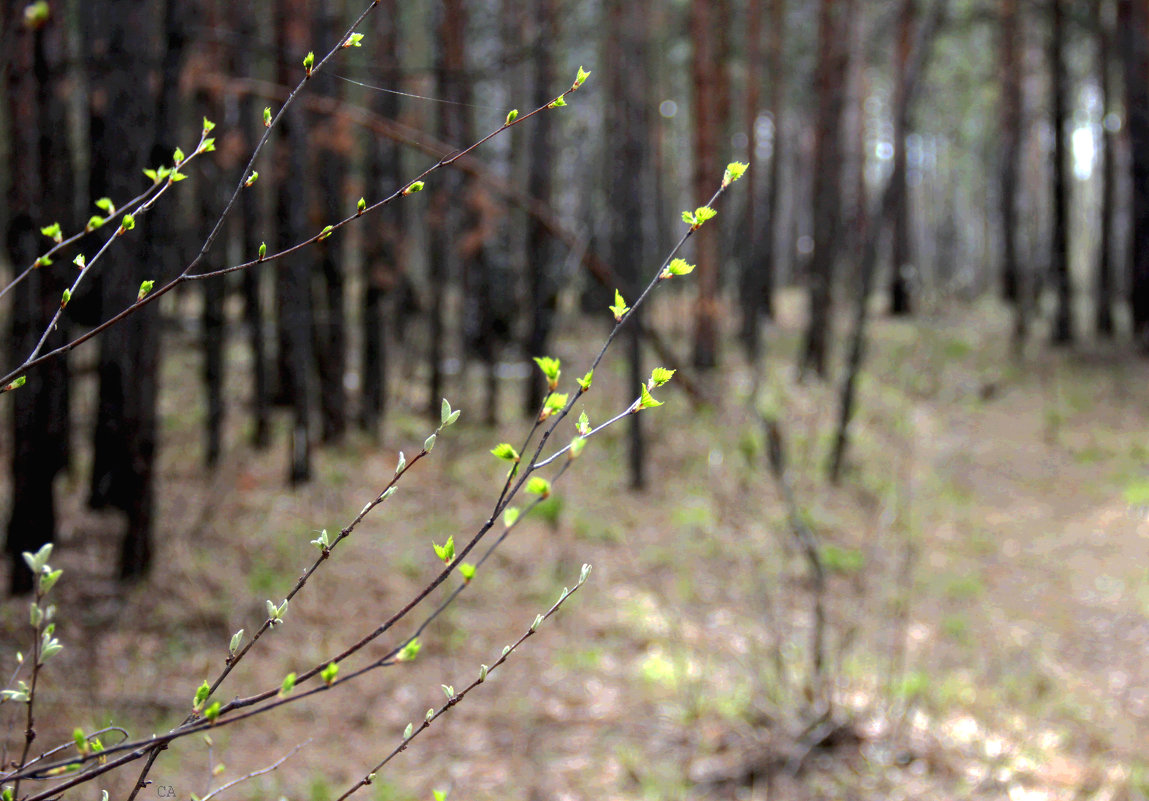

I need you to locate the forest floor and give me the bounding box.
[2,290,1148,801]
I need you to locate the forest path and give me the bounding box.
[920,348,1149,761]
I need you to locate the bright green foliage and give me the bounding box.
[320,662,339,685]
[143,167,170,184]
[548,96,567,108]
[503,507,520,528]
[318,225,334,241]
[569,437,586,459]
[491,443,520,462]
[34,255,51,268]
[137,280,155,302]
[403,181,424,195]
[309,529,330,550]
[530,613,543,632]
[533,356,561,389]
[263,107,272,127]
[199,137,216,154]
[577,370,593,391]
[203,117,216,133]
[22,543,52,573]
[280,673,296,696]
[441,398,461,427]
[39,568,62,593]
[541,392,568,420]
[204,702,221,721]
[193,680,211,711]
[433,791,447,801]
[723,161,748,187]
[441,684,455,700]
[119,213,135,232]
[344,32,365,47]
[526,476,551,497]
[574,65,591,88]
[73,728,87,753]
[2,376,27,393]
[266,598,288,626]
[649,367,675,387]
[459,562,476,582]
[40,222,62,242]
[505,109,519,125]
[661,258,695,279]
[403,722,414,739]
[636,383,663,411]
[86,215,105,231]
[245,171,259,187]
[424,433,437,452]
[682,206,718,230]
[258,242,266,259]
[73,254,85,268]
[609,289,630,321]
[173,146,185,164]
[169,170,188,182]
[432,535,455,564]
[577,410,591,435]
[478,664,488,681]
[94,197,115,214]
[356,197,366,213]
[398,638,421,662]
[303,51,315,74]
[229,629,244,654]
[60,288,71,308]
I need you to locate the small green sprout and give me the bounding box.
[609,289,630,321]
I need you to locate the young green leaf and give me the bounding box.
[432,535,455,564]
[579,563,592,584]
[503,507,520,528]
[203,117,216,133]
[303,51,315,74]
[199,137,216,153]
[402,181,425,195]
[193,681,211,711]
[530,614,544,632]
[433,791,446,801]
[229,629,244,655]
[119,213,135,233]
[39,568,62,594]
[441,684,455,700]
[398,638,421,662]
[569,436,586,460]
[636,383,663,411]
[2,376,27,393]
[279,672,296,697]
[258,242,267,260]
[263,106,272,127]
[137,280,155,302]
[540,392,568,420]
[661,258,695,279]
[344,32,365,47]
[505,109,519,125]
[73,728,87,753]
[649,367,675,387]
[478,664,488,681]
[245,171,259,187]
[60,288,71,308]
[424,433,437,452]
[395,451,406,474]
[320,662,339,685]
[356,197,366,213]
[94,197,115,214]
[548,96,567,108]
[609,289,630,321]
[723,161,749,187]
[204,701,221,721]
[173,146,185,164]
[86,215,105,231]
[577,410,591,435]
[318,225,334,241]
[403,722,414,739]
[33,254,51,268]
[526,477,551,497]
[576,370,593,391]
[491,443,520,462]
[532,356,561,389]
[458,562,476,582]
[73,254,85,269]
[40,222,62,242]
[574,65,591,88]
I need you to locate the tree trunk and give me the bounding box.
[889,0,916,316]
[690,0,723,369]
[738,0,765,356]
[312,0,348,443]
[523,0,559,417]
[1118,0,1149,347]
[4,0,73,594]
[1000,0,1024,343]
[1050,0,1074,345]
[360,0,402,434]
[1096,0,1117,338]
[800,0,848,378]
[276,0,314,484]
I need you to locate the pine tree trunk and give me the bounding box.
[1050,0,1074,345]
[889,0,916,316]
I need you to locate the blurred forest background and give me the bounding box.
[3,0,1149,799]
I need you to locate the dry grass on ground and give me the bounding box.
[3,291,1149,800]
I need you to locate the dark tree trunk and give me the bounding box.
[1096,0,1117,338]
[738,0,765,356]
[236,0,270,447]
[312,1,348,443]
[606,0,652,489]
[800,0,848,379]
[1118,0,1149,346]
[762,0,786,319]
[889,0,916,316]
[1000,0,1024,329]
[1050,0,1074,345]
[690,0,724,369]
[86,0,182,580]
[361,0,402,434]
[276,0,314,484]
[4,1,73,594]
[523,0,559,417]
